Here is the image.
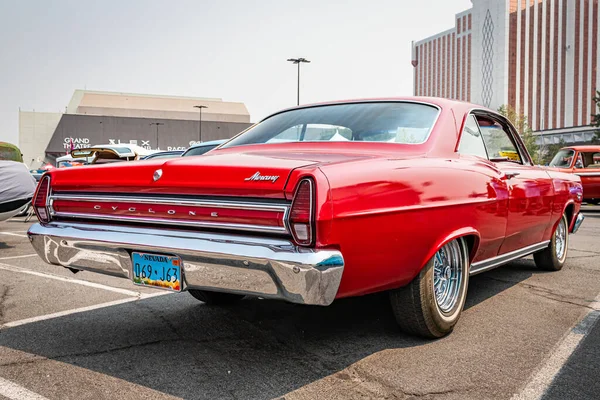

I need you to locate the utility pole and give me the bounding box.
[150,122,164,150]
[287,58,310,105]
[193,105,208,143]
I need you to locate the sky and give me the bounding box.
[0,0,472,145]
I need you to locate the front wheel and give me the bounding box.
[389,237,470,339]
[534,213,568,271]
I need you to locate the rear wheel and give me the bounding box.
[534,214,568,271]
[389,237,469,339]
[188,289,244,305]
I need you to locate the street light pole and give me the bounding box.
[193,105,208,143]
[287,58,310,105]
[150,122,164,150]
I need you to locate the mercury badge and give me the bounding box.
[244,171,279,184]
[153,169,163,182]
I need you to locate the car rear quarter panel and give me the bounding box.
[319,156,510,298]
[543,169,582,235]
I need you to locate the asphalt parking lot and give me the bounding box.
[1,207,599,400]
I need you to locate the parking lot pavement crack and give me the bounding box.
[45,338,180,361]
[569,247,600,255]
[345,365,472,398]
[0,286,9,323]
[482,276,596,310]
[0,356,47,368]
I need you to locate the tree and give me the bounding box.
[592,90,600,145]
[540,138,566,165]
[497,105,540,164]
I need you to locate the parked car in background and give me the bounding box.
[141,150,184,160]
[71,144,157,164]
[0,142,37,222]
[56,154,92,168]
[181,139,227,157]
[549,145,600,205]
[28,98,584,338]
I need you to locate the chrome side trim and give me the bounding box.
[27,221,345,306]
[50,194,289,212]
[52,211,288,233]
[572,212,584,234]
[470,240,550,276]
[574,172,600,177]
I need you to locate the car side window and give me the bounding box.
[458,115,488,159]
[577,152,600,169]
[475,115,523,164]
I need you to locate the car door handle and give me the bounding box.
[502,172,520,180]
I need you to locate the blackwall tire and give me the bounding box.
[389,237,469,339]
[534,214,568,271]
[188,289,244,305]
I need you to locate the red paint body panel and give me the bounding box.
[43,98,584,300]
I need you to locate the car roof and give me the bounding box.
[564,145,600,151]
[265,96,491,121]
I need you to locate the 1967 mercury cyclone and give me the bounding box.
[28,98,585,338]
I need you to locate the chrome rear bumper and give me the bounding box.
[27,222,344,306]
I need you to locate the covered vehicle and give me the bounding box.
[0,142,37,222]
[27,98,584,338]
[549,145,600,204]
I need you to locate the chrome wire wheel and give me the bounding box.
[555,217,567,261]
[433,240,464,314]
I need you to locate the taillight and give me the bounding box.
[288,179,314,246]
[33,175,51,223]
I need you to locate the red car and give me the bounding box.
[28,98,584,338]
[549,145,600,205]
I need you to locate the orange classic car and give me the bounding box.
[549,145,600,204]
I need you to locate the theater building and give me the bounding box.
[19,90,252,166]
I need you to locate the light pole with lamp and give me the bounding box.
[193,105,208,143]
[150,122,164,150]
[287,57,310,105]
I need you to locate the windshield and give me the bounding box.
[549,149,575,168]
[222,102,439,148]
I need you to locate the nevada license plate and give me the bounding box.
[131,252,182,292]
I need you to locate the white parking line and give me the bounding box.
[0,262,143,297]
[0,232,27,238]
[0,254,38,260]
[512,293,600,400]
[1,292,169,329]
[0,376,49,400]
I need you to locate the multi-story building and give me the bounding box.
[412,0,599,145]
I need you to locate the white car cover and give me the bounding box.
[0,160,37,222]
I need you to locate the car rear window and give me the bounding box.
[222,102,439,147]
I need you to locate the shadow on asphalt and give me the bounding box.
[0,240,14,250]
[0,261,539,399]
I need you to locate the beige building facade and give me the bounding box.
[19,90,252,164]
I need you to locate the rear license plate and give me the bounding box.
[131,252,182,292]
